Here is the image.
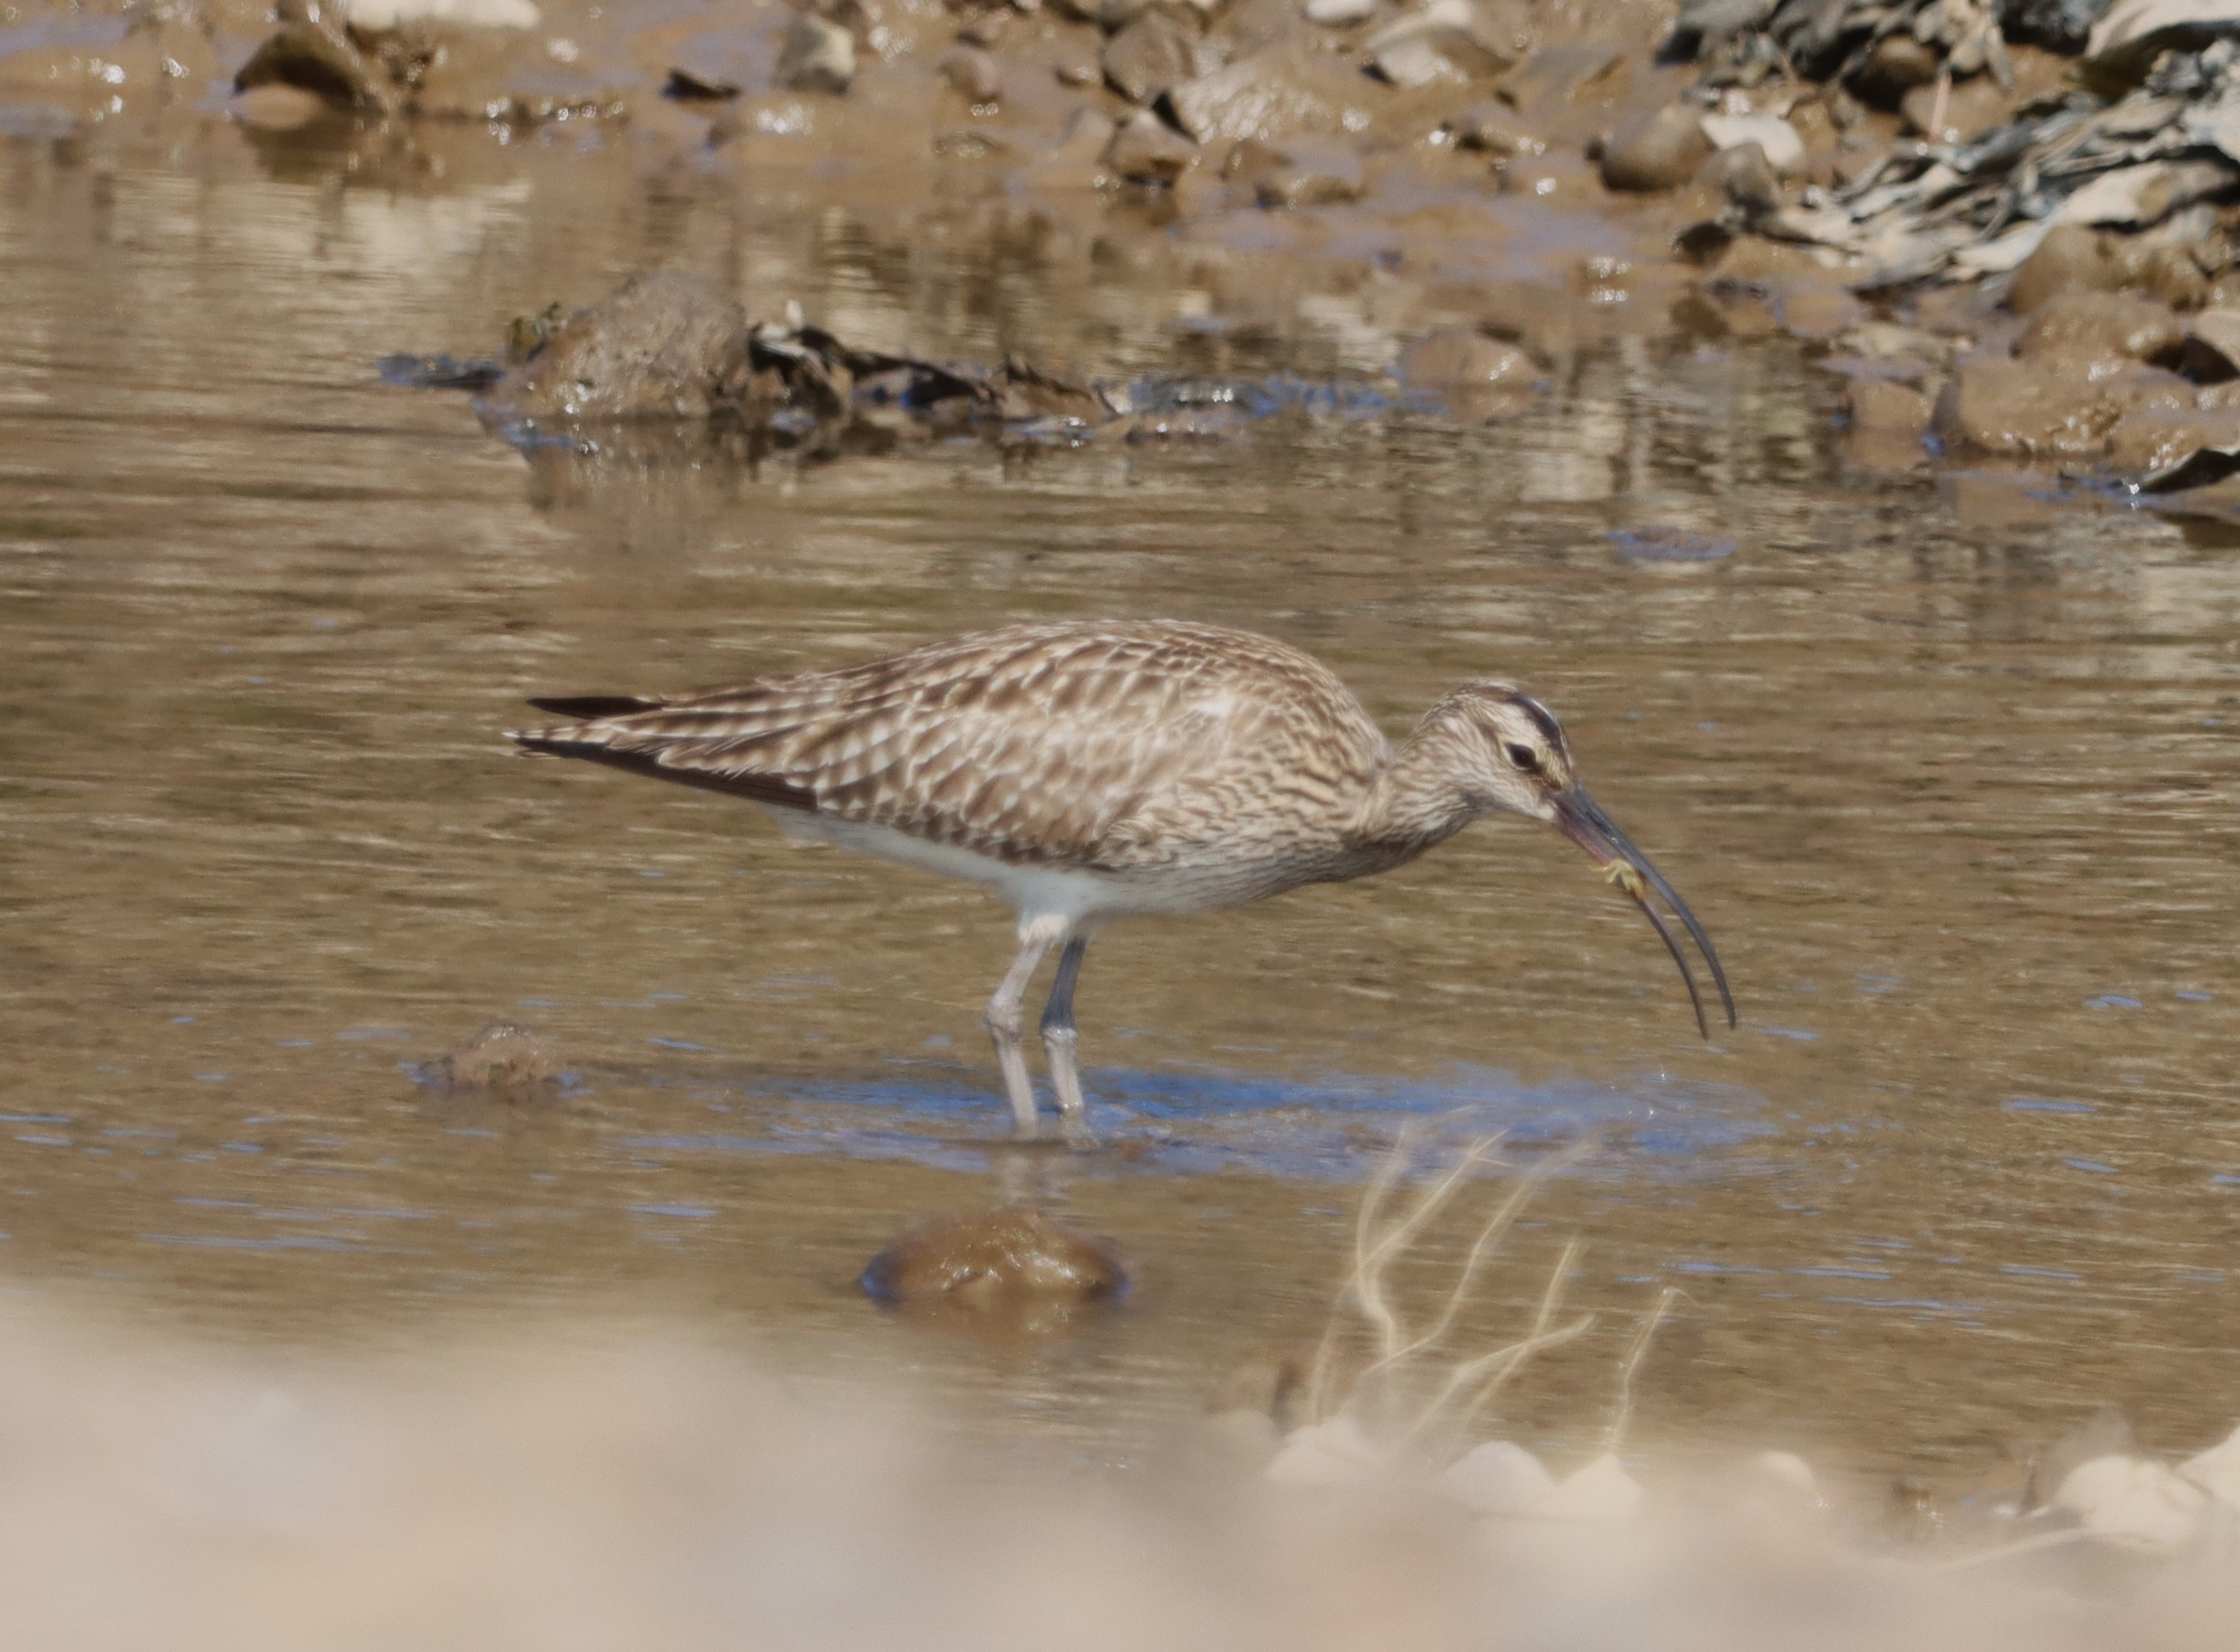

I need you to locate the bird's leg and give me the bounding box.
[1038,936,1091,1121]
[986,915,1065,1138]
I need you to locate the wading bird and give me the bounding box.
[513,621,1734,1136]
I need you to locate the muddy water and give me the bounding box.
[3,126,2239,1487]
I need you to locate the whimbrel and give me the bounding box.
[512,621,1734,1136]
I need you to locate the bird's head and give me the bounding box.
[1430,682,1736,1038]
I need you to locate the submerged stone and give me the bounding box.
[860,1207,1130,1310]
[421,1023,562,1094]
[486,272,751,423]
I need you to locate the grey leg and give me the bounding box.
[986,915,1064,1137]
[1038,936,1091,1120]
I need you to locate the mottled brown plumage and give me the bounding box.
[512,620,1733,1136]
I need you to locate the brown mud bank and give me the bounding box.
[33,0,2240,505]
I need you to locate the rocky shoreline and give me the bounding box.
[18,0,2240,499]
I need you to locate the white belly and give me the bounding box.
[767,809,1229,926]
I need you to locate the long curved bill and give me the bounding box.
[1553,788,1736,1040]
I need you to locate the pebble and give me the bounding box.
[1698,111,1804,176]
[1599,101,1712,192]
[937,45,1003,104]
[1101,9,1198,106]
[775,15,855,94]
[1104,108,1199,183]
[1303,0,1377,23]
[1701,140,1781,215]
[1440,1440,1557,1515]
[1266,1415,1382,1487]
[2056,1454,2209,1549]
[1535,1452,1645,1527]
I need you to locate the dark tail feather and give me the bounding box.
[527,695,663,720]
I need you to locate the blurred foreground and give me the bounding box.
[5,1290,2237,1652]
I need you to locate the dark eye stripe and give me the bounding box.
[1515,696,1563,746]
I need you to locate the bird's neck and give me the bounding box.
[1347,709,1483,865]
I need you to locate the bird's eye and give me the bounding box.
[1505,742,1541,774]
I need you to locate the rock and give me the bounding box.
[1025,104,1116,184]
[2054,1454,2209,1549]
[2140,244,2211,312]
[1364,0,1513,88]
[227,83,334,129]
[1842,377,1933,441]
[1495,41,1620,113]
[1223,135,1294,183]
[1099,0,1156,27]
[937,44,1002,103]
[1851,30,1942,106]
[2009,224,2126,314]
[421,1023,561,1093]
[487,273,751,423]
[1440,1440,1557,1515]
[1398,326,1531,387]
[1934,356,2192,457]
[1777,285,1864,339]
[957,8,1009,45]
[2051,160,2234,232]
[1900,74,2016,144]
[1164,43,1367,144]
[860,1207,1130,1310]
[1053,52,1098,84]
[2008,0,2117,53]
[664,68,742,101]
[1440,100,1542,159]
[1266,1415,1383,1487]
[1702,140,1780,217]
[1674,0,1778,49]
[775,15,855,94]
[2016,289,2186,369]
[2027,1405,2139,1509]
[1398,327,1535,419]
[2180,305,2240,383]
[2086,0,2240,91]
[1248,140,1362,207]
[1697,111,1804,177]
[2106,406,2240,474]
[1104,107,1199,182]
[2180,1422,2240,1509]
[1536,1453,1645,1526]
[1304,0,1378,22]
[233,22,396,113]
[1101,9,1197,106]
[342,0,539,27]
[1600,101,1711,192]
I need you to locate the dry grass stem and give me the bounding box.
[1605,1286,1680,1454]
[1307,1133,1596,1446]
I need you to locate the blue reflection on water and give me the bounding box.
[624,1060,1775,1183]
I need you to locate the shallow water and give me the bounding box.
[3,120,2239,1484]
